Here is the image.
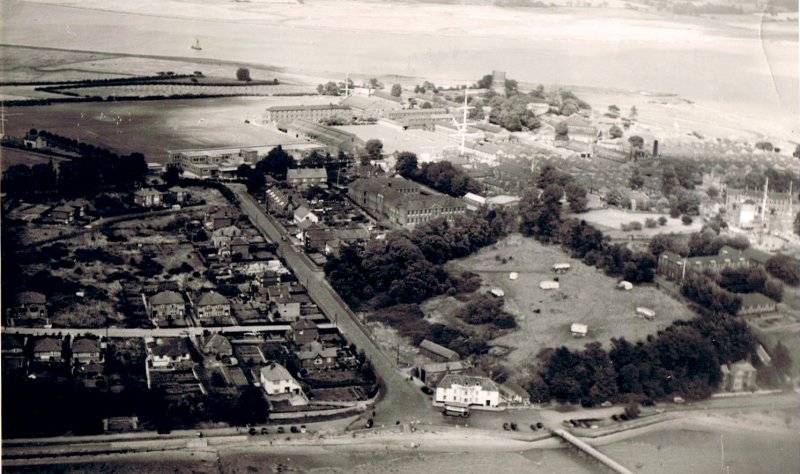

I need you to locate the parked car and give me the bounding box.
[300,425,307,433]
[261,427,269,435]
[502,422,510,431]
[510,422,518,431]
[365,418,374,429]
[290,426,300,433]
[277,426,285,434]
[248,427,257,435]
[536,422,544,429]
[421,386,434,395]
[673,396,686,404]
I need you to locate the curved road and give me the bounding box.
[227,184,430,425]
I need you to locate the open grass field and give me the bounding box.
[336,124,457,158]
[2,96,331,163]
[577,208,703,236]
[0,147,68,172]
[441,234,695,370]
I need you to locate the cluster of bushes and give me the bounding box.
[680,274,742,315]
[530,312,756,405]
[369,304,490,358]
[765,255,800,286]
[716,266,784,302]
[454,293,516,329]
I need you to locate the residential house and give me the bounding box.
[628,190,650,211]
[560,114,598,143]
[23,130,47,149]
[148,291,185,321]
[6,291,47,324]
[434,374,501,408]
[229,237,250,259]
[274,296,302,320]
[287,168,328,191]
[133,188,163,208]
[203,333,233,358]
[289,318,319,345]
[207,208,237,230]
[195,291,231,319]
[419,360,468,387]
[720,360,757,392]
[302,224,328,252]
[72,337,103,364]
[737,293,777,315]
[33,337,63,362]
[168,186,190,203]
[294,206,319,224]
[265,187,298,217]
[298,340,338,369]
[419,339,460,363]
[212,225,242,248]
[147,337,192,369]
[259,362,302,396]
[49,204,75,224]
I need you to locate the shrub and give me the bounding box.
[669,208,680,218]
[645,218,658,228]
[681,215,693,225]
[658,216,668,226]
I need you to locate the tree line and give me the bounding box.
[2,130,147,199]
[395,153,482,197]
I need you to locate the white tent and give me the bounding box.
[617,281,633,291]
[636,307,656,320]
[552,263,571,272]
[490,288,505,297]
[509,272,519,280]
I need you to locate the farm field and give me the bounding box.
[440,234,695,370]
[2,96,330,163]
[58,83,313,99]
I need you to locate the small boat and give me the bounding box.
[191,38,202,51]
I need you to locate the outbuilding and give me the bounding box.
[617,281,633,291]
[552,263,571,273]
[636,307,656,320]
[490,288,505,297]
[509,272,519,281]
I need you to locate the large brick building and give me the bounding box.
[263,104,351,124]
[348,177,466,229]
[656,245,767,282]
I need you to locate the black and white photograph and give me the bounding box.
[0,0,798,471]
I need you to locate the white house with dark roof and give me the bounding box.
[134,188,163,208]
[195,291,231,319]
[146,337,191,369]
[435,374,501,408]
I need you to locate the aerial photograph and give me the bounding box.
[0,0,797,472]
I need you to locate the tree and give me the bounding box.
[163,166,180,187]
[421,102,433,109]
[395,152,419,178]
[628,135,644,149]
[519,184,563,242]
[625,402,640,419]
[793,144,800,159]
[661,166,679,195]
[565,182,588,213]
[607,105,620,118]
[364,139,384,162]
[765,255,799,286]
[609,125,623,139]
[629,105,638,119]
[504,78,519,96]
[476,74,493,89]
[390,83,403,97]
[755,141,773,152]
[555,122,569,141]
[772,342,792,376]
[317,81,340,96]
[236,67,252,82]
[255,145,295,180]
[707,186,719,199]
[368,78,383,90]
[628,167,644,189]
[560,99,579,116]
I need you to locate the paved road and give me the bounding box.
[3,323,334,338]
[227,183,430,424]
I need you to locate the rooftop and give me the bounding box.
[72,337,101,354]
[196,291,229,306]
[260,362,295,382]
[13,291,46,305]
[34,337,61,353]
[739,292,775,308]
[437,374,499,392]
[148,337,190,358]
[419,339,459,360]
[149,290,185,306]
[287,168,327,181]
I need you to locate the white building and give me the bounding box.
[435,374,501,408]
[570,323,588,337]
[259,363,302,396]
